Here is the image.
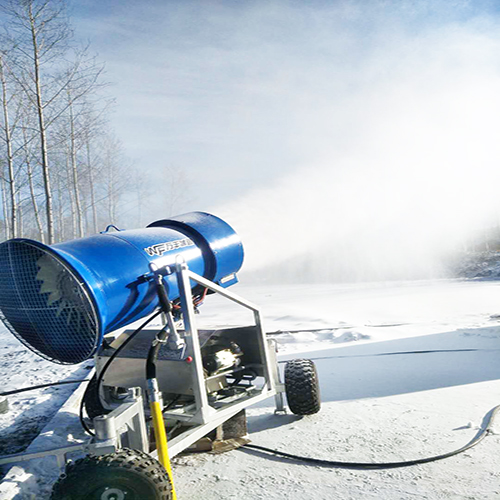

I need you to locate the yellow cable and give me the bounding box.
[151,400,177,500]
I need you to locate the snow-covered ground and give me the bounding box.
[1,279,500,499]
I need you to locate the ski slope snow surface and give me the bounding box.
[1,279,500,499]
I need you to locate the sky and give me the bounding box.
[68,0,500,282]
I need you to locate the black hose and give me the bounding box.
[277,348,494,364]
[0,379,91,397]
[155,273,173,315]
[80,310,163,436]
[145,275,172,381]
[242,404,500,469]
[2,352,490,396]
[146,325,168,380]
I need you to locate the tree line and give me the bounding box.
[0,0,132,244]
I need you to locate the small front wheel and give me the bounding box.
[50,448,172,500]
[284,358,321,415]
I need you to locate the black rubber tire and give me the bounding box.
[50,448,173,500]
[82,374,110,420]
[284,358,321,415]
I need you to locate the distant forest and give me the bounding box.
[0,0,153,244]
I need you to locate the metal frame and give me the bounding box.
[0,261,286,470]
[167,260,284,425]
[0,387,145,468]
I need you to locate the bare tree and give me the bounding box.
[131,168,150,227]
[21,113,44,241]
[85,133,98,234]
[8,0,68,243]
[0,53,18,237]
[2,0,105,243]
[66,90,84,237]
[81,102,113,235]
[0,160,8,240]
[0,1,142,243]
[161,165,192,217]
[52,158,66,241]
[97,133,130,226]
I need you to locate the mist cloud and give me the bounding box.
[74,0,500,282]
[213,5,500,282]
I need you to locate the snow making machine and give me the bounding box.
[0,212,321,499]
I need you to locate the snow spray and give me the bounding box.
[213,10,500,283]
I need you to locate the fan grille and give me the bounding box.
[0,240,99,364]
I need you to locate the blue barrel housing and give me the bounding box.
[0,212,244,364]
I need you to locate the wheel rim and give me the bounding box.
[92,485,137,500]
